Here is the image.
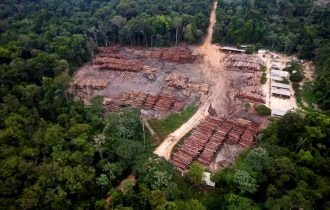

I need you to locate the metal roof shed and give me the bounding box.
[271,75,285,82]
[272,109,287,117]
[271,88,291,97]
[271,70,289,78]
[271,82,291,90]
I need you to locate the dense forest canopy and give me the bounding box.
[0,0,211,209]
[0,0,329,209]
[213,0,330,112]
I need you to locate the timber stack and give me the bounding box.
[171,117,261,171]
[94,57,143,72]
[225,54,263,72]
[113,91,187,113]
[74,77,108,90]
[126,47,197,63]
[171,116,222,170]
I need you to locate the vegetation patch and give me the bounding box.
[285,63,304,83]
[260,65,267,72]
[255,104,271,116]
[260,72,267,84]
[149,106,197,140]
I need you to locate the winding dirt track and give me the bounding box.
[154,1,229,160]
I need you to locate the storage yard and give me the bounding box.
[72,0,273,172]
[72,45,209,116]
[71,42,272,171]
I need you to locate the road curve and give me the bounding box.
[153,1,219,160]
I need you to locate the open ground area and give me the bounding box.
[71,1,270,171]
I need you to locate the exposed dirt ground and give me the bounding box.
[154,1,221,159]
[72,1,267,163]
[73,50,206,106]
[257,50,298,113]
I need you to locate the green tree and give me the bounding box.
[185,162,204,185]
[232,170,259,194]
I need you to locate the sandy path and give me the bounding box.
[153,99,210,159]
[153,1,228,160]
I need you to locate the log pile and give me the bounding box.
[144,94,158,109]
[143,65,157,80]
[171,116,222,170]
[94,57,143,72]
[236,90,265,104]
[225,55,266,104]
[74,77,108,90]
[98,46,123,58]
[186,83,209,94]
[127,47,197,63]
[217,121,233,136]
[173,101,185,112]
[103,97,124,112]
[164,73,209,94]
[165,73,189,89]
[225,54,263,72]
[239,129,255,148]
[238,122,259,147]
[197,129,226,166]
[116,91,186,113]
[226,126,245,144]
[171,117,261,170]
[99,45,121,53]
[247,73,260,86]
[153,94,175,112]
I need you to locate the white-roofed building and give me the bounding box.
[272,109,287,117]
[271,75,285,82]
[271,88,291,98]
[271,82,290,90]
[271,70,289,78]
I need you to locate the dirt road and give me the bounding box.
[154,1,231,160]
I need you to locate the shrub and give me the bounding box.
[255,105,271,116]
[260,72,267,84]
[246,46,255,54]
[260,65,267,72]
[290,70,303,83]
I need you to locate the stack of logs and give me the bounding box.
[98,46,122,58]
[236,91,265,104]
[227,126,246,144]
[103,97,122,112]
[187,83,209,94]
[239,122,260,148]
[171,116,221,171]
[153,94,175,112]
[230,63,265,103]
[164,73,209,94]
[143,65,157,80]
[73,77,108,90]
[104,91,186,113]
[171,117,260,171]
[144,94,159,109]
[225,54,263,72]
[165,73,189,89]
[126,47,197,63]
[94,57,143,72]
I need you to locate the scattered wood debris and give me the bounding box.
[164,73,209,94]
